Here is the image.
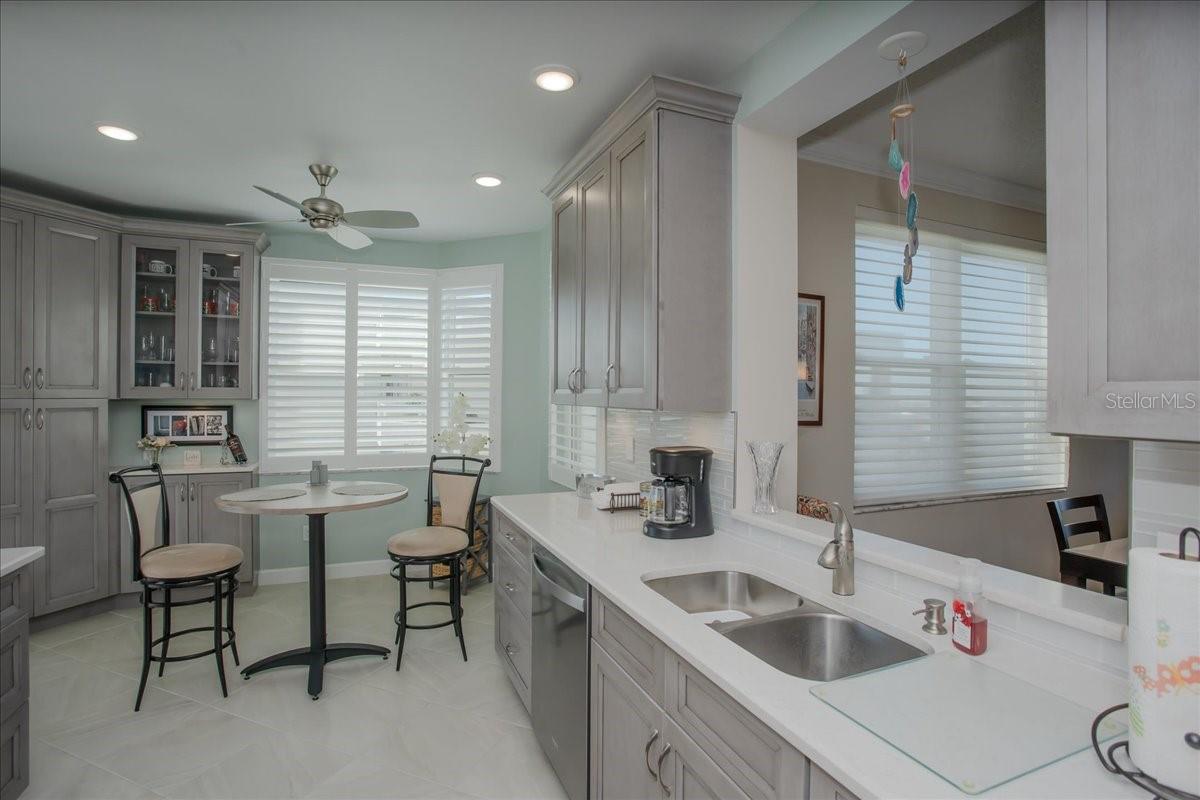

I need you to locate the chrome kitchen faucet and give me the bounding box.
[817,501,855,595]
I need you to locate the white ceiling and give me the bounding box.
[0,0,810,242]
[798,4,1045,205]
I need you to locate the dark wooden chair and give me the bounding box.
[110,464,242,710]
[1046,494,1116,595]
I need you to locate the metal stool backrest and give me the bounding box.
[426,455,490,532]
[109,464,173,582]
[1046,494,1112,552]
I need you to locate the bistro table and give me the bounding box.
[215,481,408,698]
[1059,538,1128,594]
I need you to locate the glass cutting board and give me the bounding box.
[810,651,1125,795]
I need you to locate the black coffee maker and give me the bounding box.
[643,446,714,540]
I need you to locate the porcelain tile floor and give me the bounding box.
[27,575,566,800]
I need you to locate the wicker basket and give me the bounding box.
[430,499,489,581]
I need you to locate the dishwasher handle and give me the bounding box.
[532,553,586,613]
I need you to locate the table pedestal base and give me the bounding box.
[240,513,390,698]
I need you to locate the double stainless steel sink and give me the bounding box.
[644,570,927,681]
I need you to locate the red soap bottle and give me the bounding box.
[952,558,988,655]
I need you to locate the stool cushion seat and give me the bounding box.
[387,526,469,558]
[141,543,243,581]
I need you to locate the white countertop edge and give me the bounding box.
[0,546,45,577]
[493,493,1137,800]
[732,509,1128,642]
[110,462,258,476]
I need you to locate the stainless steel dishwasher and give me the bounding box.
[531,544,589,800]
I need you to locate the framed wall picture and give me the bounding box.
[142,405,233,446]
[797,293,825,426]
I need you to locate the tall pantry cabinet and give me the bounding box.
[0,194,116,615]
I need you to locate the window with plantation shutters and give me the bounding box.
[853,213,1067,509]
[437,265,503,465]
[259,259,502,473]
[549,405,604,488]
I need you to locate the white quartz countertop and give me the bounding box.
[1,546,44,578]
[491,492,1141,800]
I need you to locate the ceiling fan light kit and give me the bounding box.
[228,163,419,249]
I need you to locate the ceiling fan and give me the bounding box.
[227,163,418,249]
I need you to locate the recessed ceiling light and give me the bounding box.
[532,65,577,93]
[96,123,139,141]
[473,173,503,188]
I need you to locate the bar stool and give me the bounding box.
[387,455,490,668]
[110,465,243,710]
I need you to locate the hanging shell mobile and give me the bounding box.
[887,49,919,311]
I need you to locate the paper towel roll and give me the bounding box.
[1127,544,1200,794]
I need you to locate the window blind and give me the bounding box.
[853,217,1067,509]
[549,405,603,488]
[356,283,430,456]
[263,275,347,461]
[438,266,503,464]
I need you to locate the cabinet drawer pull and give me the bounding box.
[656,743,672,795]
[34,368,44,389]
[504,643,518,657]
[35,408,44,430]
[604,362,616,393]
[23,409,32,430]
[179,484,187,502]
[644,730,660,779]
[22,367,31,388]
[190,484,196,502]
[189,372,196,391]
[504,531,517,543]
[503,582,516,593]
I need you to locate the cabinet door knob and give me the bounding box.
[34,368,44,389]
[22,367,31,388]
[35,408,44,430]
[644,730,660,779]
[503,582,516,593]
[656,743,672,795]
[23,409,32,430]
[504,643,518,657]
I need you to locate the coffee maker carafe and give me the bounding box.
[644,446,714,539]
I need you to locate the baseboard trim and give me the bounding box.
[256,558,394,586]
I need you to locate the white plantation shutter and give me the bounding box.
[356,282,431,456]
[437,266,503,465]
[260,259,502,473]
[549,404,603,488]
[263,273,347,461]
[853,216,1067,509]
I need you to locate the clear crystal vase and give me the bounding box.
[747,440,784,514]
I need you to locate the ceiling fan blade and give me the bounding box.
[253,185,309,214]
[326,223,372,250]
[225,219,307,227]
[340,210,419,229]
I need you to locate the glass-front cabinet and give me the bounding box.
[120,235,255,399]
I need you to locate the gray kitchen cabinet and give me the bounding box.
[188,473,254,582]
[551,185,581,405]
[663,716,752,800]
[576,153,612,406]
[590,642,667,800]
[545,75,738,412]
[0,207,35,399]
[0,403,32,551]
[809,764,861,800]
[1045,0,1200,441]
[120,235,191,399]
[0,563,32,800]
[493,509,532,711]
[119,235,256,399]
[33,216,115,399]
[31,399,108,616]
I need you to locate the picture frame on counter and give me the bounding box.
[142,404,233,445]
[797,292,825,426]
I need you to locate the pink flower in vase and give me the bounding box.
[899,161,912,199]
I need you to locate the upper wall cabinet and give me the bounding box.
[1046,1,1200,441]
[119,233,257,399]
[0,201,116,400]
[547,75,738,413]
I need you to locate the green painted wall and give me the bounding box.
[108,228,558,571]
